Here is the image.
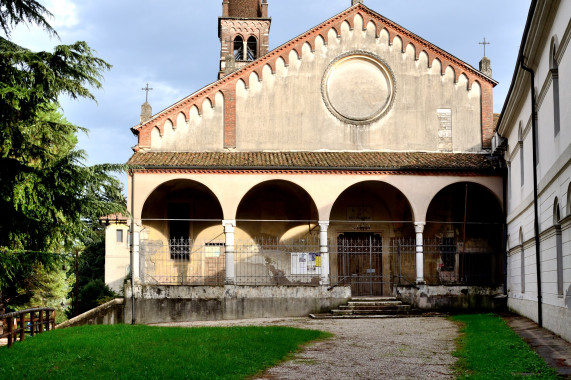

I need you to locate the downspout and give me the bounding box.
[129,169,136,325]
[520,62,542,327]
[502,165,508,296]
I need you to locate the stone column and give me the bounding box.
[223,220,237,285]
[415,222,425,284]
[319,221,330,286]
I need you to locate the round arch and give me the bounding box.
[141,179,223,242]
[424,182,504,286]
[329,180,414,226]
[235,180,319,241]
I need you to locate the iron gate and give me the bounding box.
[336,233,384,296]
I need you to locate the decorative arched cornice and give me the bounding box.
[133,3,497,150]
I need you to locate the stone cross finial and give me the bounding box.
[352,0,363,5]
[142,83,153,103]
[140,83,153,124]
[479,37,490,57]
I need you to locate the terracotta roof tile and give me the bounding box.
[127,151,500,172]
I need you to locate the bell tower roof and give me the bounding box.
[222,0,268,19]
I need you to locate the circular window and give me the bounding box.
[322,51,395,125]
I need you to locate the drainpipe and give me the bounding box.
[520,62,542,327]
[129,169,136,325]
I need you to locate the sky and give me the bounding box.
[9,0,531,175]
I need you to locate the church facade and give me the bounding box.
[106,0,506,323]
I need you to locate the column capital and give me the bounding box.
[414,222,426,233]
[223,219,236,231]
[318,221,330,228]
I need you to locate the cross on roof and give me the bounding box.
[142,83,153,103]
[479,37,491,57]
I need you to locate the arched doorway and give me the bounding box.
[329,181,415,296]
[425,182,504,286]
[235,180,319,285]
[140,179,224,285]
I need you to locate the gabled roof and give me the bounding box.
[132,3,497,150]
[128,151,500,174]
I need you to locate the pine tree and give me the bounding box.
[0,0,126,312]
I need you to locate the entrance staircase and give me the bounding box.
[309,297,421,319]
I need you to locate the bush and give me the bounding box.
[75,279,116,316]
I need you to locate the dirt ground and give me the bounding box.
[153,316,458,380]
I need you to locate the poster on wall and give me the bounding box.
[291,252,321,275]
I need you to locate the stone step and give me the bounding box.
[339,304,411,311]
[350,297,398,302]
[331,309,418,316]
[347,301,403,307]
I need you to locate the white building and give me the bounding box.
[495,0,570,342]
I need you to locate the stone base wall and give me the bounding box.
[395,285,506,311]
[56,299,124,329]
[124,284,351,324]
[508,297,571,343]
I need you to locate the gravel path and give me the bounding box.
[152,317,458,379]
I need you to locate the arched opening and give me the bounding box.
[235,180,319,285]
[554,198,563,296]
[140,180,224,285]
[425,182,504,286]
[329,181,414,296]
[247,36,258,61]
[233,36,244,61]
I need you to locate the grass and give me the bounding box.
[0,324,331,380]
[451,314,560,379]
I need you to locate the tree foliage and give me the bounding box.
[0,0,126,311]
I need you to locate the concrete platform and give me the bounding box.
[502,313,571,379]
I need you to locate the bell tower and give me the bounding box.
[218,0,271,79]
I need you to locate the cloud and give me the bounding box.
[47,0,79,28]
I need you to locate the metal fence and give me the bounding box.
[235,237,321,285]
[140,238,226,285]
[139,237,501,287]
[140,237,322,286]
[422,238,502,286]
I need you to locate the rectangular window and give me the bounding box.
[116,229,124,243]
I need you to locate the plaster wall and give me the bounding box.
[235,15,483,153]
[124,284,351,324]
[502,2,571,342]
[150,93,225,151]
[104,223,130,293]
[129,171,503,223]
[395,285,506,310]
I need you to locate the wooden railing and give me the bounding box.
[0,308,55,348]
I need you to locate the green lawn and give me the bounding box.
[0,324,331,380]
[451,314,559,379]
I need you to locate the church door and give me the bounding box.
[337,233,383,296]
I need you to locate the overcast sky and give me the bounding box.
[9,0,531,173]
